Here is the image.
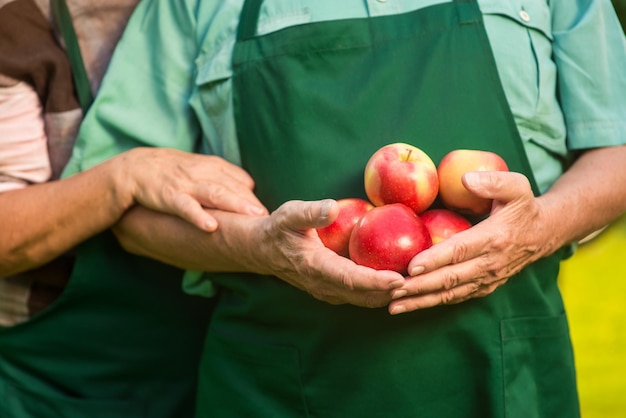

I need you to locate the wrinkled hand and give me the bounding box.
[252,199,406,308]
[389,171,556,314]
[121,148,268,231]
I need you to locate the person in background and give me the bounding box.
[0,1,268,416]
[63,0,626,417]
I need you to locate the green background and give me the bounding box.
[563,4,626,416]
[560,213,626,417]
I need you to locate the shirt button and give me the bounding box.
[519,10,530,22]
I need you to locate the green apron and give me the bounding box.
[0,233,213,417]
[197,1,580,417]
[1,5,213,416]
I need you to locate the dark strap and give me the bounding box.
[51,0,94,112]
[237,0,263,41]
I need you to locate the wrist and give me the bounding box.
[106,149,140,215]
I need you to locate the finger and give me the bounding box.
[407,231,487,276]
[331,290,394,309]
[388,277,508,314]
[277,199,340,230]
[388,281,477,314]
[193,183,268,216]
[392,266,468,298]
[311,247,406,292]
[210,157,258,190]
[462,171,532,203]
[169,194,220,232]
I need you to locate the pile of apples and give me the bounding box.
[316,143,508,274]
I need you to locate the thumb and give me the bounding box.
[277,199,339,230]
[462,171,532,203]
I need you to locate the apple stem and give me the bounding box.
[405,149,413,161]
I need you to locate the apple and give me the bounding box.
[420,209,472,244]
[437,149,509,216]
[317,198,374,257]
[364,143,439,214]
[348,203,432,274]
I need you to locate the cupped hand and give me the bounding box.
[253,199,406,308]
[388,171,557,314]
[121,147,268,231]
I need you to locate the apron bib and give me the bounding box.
[0,232,213,417]
[197,1,579,417]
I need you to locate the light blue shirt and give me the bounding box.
[63,0,626,296]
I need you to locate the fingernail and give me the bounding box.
[205,220,218,231]
[392,289,407,299]
[389,279,405,289]
[390,305,406,315]
[410,266,424,276]
[320,200,333,220]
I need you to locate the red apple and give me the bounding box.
[348,203,432,274]
[317,198,374,257]
[364,143,439,214]
[420,209,472,244]
[437,149,509,216]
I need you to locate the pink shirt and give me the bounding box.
[0,81,51,193]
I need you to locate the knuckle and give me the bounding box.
[204,184,227,204]
[440,288,457,305]
[474,279,506,298]
[339,270,356,291]
[442,270,461,290]
[450,242,470,264]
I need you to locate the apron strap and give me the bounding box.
[51,0,94,113]
[237,0,263,41]
[455,0,482,24]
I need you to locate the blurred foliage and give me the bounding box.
[559,213,626,418]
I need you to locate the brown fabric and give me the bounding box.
[0,0,139,325]
[0,0,78,113]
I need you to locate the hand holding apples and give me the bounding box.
[389,171,543,315]
[317,144,509,279]
[253,199,405,307]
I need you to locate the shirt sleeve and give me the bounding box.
[0,82,51,193]
[551,0,626,150]
[62,0,202,176]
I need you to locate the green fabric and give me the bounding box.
[62,0,626,189]
[195,1,579,417]
[50,0,93,112]
[0,232,213,417]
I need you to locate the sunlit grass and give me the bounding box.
[559,213,626,418]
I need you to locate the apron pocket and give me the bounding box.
[198,328,308,417]
[0,379,145,418]
[500,314,579,418]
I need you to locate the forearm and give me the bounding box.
[0,154,133,276]
[114,202,406,308]
[113,206,264,273]
[536,145,626,251]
